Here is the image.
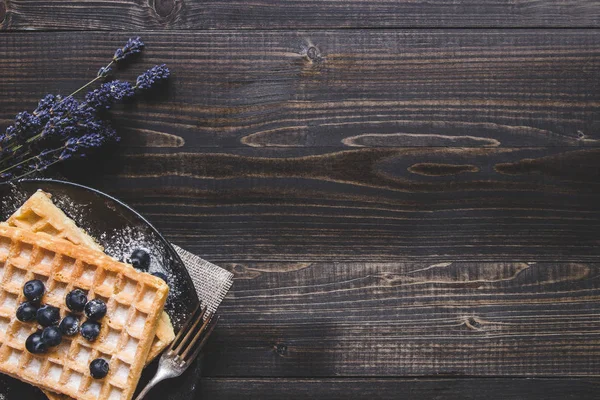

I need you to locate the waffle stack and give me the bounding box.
[0,193,171,400]
[7,191,175,361]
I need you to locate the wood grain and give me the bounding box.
[1,31,599,150]
[2,26,600,398]
[53,145,600,262]
[197,378,600,399]
[193,260,600,376]
[1,0,600,30]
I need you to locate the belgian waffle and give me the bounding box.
[7,191,104,252]
[0,224,169,400]
[7,191,175,362]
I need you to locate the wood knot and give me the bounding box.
[151,0,176,18]
[464,317,482,330]
[233,264,245,273]
[0,1,6,24]
[306,46,319,60]
[275,343,288,356]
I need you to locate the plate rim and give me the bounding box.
[4,178,200,312]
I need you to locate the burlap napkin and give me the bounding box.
[171,244,233,314]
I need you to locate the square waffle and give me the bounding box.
[0,224,169,400]
[7,191,176,400]
[7,191,175,362]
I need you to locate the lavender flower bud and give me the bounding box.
[13,112,42,142]
[135,64,170,90]
[113,37,144,62]
[40,117,67,139]
[85,80,135,110]
[52,96,80,116]
[3,126,16,142]
[98,67,113,78]
[34,94,60,115]
[61,131,110,160]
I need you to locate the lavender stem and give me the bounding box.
[10,159,62,182]
[0,147,61,176]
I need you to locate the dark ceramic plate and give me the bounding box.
[0,179,200,400]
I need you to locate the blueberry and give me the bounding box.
[23,279,45,303]
[89,358,109,379]
[80,321,101,342]
[25,331,48,354]
[59,315,80,336]
[151,272,168,283]
[41,326,62,347]
[130,249,150,271]
[84,299,107,321]
[16,302,38,322]
[66,289,87,313]
[36,305,60,327]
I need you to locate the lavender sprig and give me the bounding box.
[0,121,116,181]
[67,37,145,99]
[136,64,170,90]
[97,67,113,79]
[0,37,170,183]
[113,37,144,63]
[85,81,135,110]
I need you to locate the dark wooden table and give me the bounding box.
[2,1,600,399]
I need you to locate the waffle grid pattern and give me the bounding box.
[6,191,174,361]
[0,226,168,400]
[9,201,101,251]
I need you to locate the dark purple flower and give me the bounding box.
[51,96,82,117]
[34,94,60,115]
[38,97,96,141]
[60,129,111,160]
[85,80,135,110]
[135,64,170,90]
[3,126,16,142]
[113,37,144,63]
[97,67,112,78]
[12,112,42,142]
[0,37,168,183]
[40,117,69,139]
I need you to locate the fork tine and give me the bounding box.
[174,305,208,354]
[169,302,201,352]
[180,312,212,360]
[182,315,219,362]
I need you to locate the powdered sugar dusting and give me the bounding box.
[1,182,192,329]
[100,226,185,315]
[52,193,92,224]
[1,183,29,217]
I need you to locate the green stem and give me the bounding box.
[0,147,62,176]
[67,75,103,99]
[0,146,26,168]
[10,158,62,182]
[54,60,115,107]
[25,132,43,144]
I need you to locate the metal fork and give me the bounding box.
[134,304,219,400]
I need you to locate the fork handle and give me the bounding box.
[134,368,177,400]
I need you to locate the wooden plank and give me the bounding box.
[4,375,600,399]
[59,145,600,262]
[194,260,600,376]
[1,0,600,30]
[1,31,600,149]
[197,378,600,399]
